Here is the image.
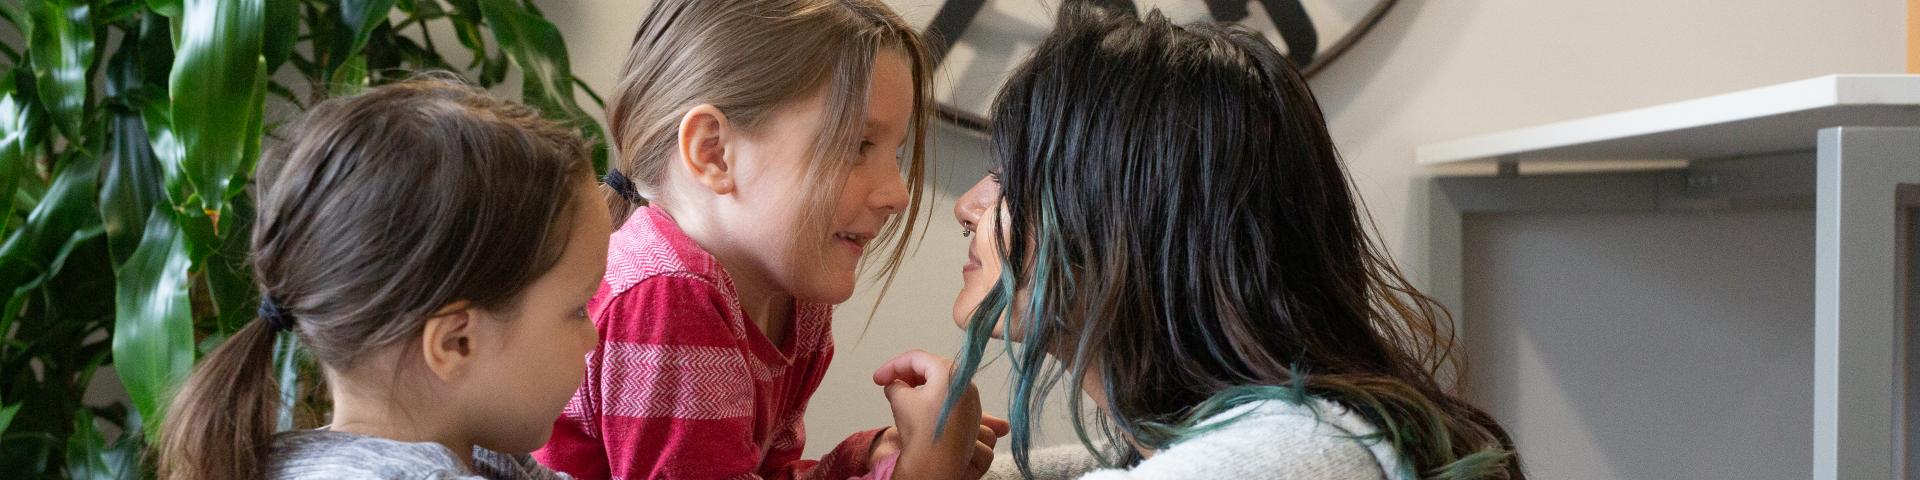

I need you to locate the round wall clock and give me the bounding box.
[888,0,1399,131]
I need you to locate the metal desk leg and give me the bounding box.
[1812,126,1920,480]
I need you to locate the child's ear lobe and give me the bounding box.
[420,301,478,382]
[677,104,737,195]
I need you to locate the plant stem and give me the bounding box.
[418,14,438,61]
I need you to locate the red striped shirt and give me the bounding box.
[535,206,888,480]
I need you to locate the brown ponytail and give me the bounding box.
[157,321,282,480]
[156,76,592,479]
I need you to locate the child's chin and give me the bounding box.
[797,279,855,304]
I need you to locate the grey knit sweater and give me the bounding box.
[267,430,571,480]
[985,399,1412,480]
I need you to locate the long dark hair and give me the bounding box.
[945,3,1522,479]
[156,77,592,480]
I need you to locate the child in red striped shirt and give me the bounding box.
[532,1,1002,479]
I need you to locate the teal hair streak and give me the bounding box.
[942,192,1081,479]
[1132,375,1512,480]
[937,152,1515,480]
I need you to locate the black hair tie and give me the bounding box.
[258,296,296,333]
[603,169,642,203]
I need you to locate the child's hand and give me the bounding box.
[868,416,1012,475]
[872,350,1009,479]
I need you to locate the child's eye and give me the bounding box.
[851,140,876,164]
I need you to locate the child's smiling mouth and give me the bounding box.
[833,231,873,254]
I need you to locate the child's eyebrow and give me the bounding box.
[864,117,899,138]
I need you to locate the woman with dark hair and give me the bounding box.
[940,2,1524,479]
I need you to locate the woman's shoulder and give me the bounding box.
[984,444,1111,480]
[1087,399,1408,480]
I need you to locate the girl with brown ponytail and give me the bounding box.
[157,77,610,479]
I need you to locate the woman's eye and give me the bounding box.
[988,170,1002,184]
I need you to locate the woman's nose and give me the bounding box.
[953,175,995,231]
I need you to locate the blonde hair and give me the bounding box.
[606,0,934,288]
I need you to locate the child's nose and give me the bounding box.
[871,166,909,215]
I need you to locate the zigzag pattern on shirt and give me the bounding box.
[769,411,807,451]
[563,348,602,438]
[609,209,755,346]
[606,210,693,296]
[792,303,831,354]
[600,341,756,420]
[607,208,846,384]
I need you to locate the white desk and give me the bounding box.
[1420,74,1920,480]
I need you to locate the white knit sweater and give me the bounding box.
[986,398,1412,480]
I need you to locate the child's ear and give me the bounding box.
[677,104,736,195]
[420,301,479,382]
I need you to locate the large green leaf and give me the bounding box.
[0,228,110,476]
[64,409,108,478]
[98,25,167,268]
[63,407,140,480]
[0,154,102,321]
[333,0,398,84]
[262,0,298,71]
[0,403,21,436]
[141,95,184,207]
[94,0,147,24]
[136,13,174,90]
[0,164,105,473]
[169,0,265,215]
[230,64,265,200]
[331,55,368,96]
[477,0,573,112]
[478,0,606,172]
[110,207,194,441]
[24,0,93,143]
[206,193,255,332]
[59,405,140,480]
[0,73,39,234]
[441,0,493,75]
[145,0,181,18]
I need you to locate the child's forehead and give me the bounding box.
[861,56,918,135]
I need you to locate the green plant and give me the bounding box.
[0,0,604,476]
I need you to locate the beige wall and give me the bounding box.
[534,0,1908,467]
